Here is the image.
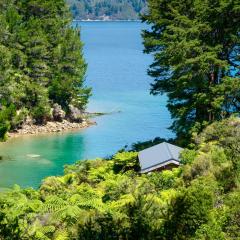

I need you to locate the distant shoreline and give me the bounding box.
[73,19,141,22]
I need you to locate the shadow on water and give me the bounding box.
[0,155,15,162]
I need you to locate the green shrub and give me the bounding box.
[0,104,16,140]
[11,108,29,129]
[32,104,51,124]
[0,121,10,141]
[112,151,140,173]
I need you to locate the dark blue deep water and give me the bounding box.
[0,22,172,188]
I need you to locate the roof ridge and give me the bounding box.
[164,142,174,159]
[139,141,167,153]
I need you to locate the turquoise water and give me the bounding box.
[0,22,172,189]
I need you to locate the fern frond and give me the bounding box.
[54,229,69,240]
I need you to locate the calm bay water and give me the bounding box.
[0,22,172,189]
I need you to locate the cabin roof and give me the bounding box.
[138,142,183,173]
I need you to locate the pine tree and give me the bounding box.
[142,0,240,143]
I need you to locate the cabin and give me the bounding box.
[138,142,183,173]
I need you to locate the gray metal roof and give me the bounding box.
[138,142,183,173]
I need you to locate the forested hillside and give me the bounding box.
[0,0,239,239]
[67,0,147,20]
[0,0,90,140]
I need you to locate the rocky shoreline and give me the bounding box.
[5,103,98,138]
[8,119,96,138]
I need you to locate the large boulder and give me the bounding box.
[52,103,65,122]
[68,105,83,123]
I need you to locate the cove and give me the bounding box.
[0,22,172,189]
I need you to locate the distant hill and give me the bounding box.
[67,0,147,20]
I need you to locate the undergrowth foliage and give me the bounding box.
[0,118,239,239]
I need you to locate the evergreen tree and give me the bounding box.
[142,0,240,143]
[0,0,90,139]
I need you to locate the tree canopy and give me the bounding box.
[142,0,240,143]
[0,0,90,140]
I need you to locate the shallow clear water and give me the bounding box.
[0,22,172,189]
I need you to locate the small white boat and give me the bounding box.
[27,154,41,158]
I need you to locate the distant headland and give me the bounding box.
[67,0,147,21]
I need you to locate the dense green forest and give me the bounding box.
[67,0,147,20]
[0,0,239,239]
[0,0,90,140]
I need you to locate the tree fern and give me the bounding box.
[40,196,67,213]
